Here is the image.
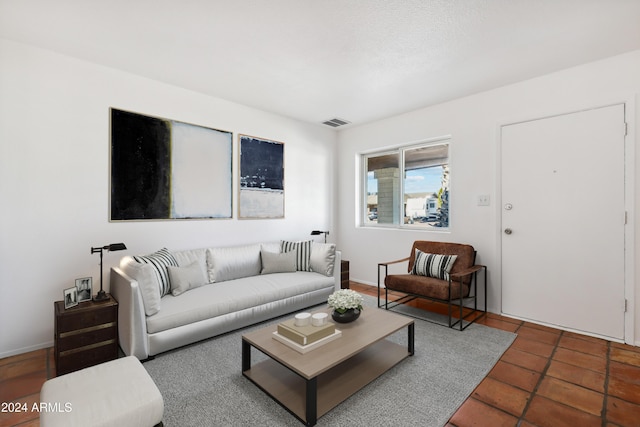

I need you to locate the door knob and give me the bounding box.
[504,228,513,235]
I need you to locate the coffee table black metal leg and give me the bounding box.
[241,339,251,372]
[306,377,317,426]
[408,323,415,356]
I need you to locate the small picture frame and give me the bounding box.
[75,277,92,303]
[64,287,78,309]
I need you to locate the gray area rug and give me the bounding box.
[143,295,516,426]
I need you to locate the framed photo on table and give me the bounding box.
[64,287,78,309]
[75,277,92,303]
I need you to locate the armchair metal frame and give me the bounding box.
[377,254,487,331]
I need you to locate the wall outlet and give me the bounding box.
[477,195,490,206]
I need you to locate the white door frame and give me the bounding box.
[496,97,635,344]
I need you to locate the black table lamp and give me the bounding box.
[310,230,329,243]
[91,243,127,302]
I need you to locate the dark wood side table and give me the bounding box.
[341,260,350,289]
[54,294,118,376]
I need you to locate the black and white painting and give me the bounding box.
[239,134,284,219]
[110,108,233,221]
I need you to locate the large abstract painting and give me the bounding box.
[110,109,233,221]
[239,134,284,219]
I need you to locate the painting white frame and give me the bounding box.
[110,108,233,221]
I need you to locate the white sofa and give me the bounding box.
[111,241,340,360]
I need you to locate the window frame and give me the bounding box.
[359,136,451,231]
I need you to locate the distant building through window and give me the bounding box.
[362,138,450,229]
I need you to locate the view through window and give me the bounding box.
[363,139,450,229]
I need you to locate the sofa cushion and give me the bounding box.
[260,241,281,253]
[172,248,209,272]
[206,243,262,282]
[411,249,457,281]
[146,272,334,334]
[167,260,208,296]
[132,248,178,297]
[261,250,296,274]
[385,274,470,300]
[309,243,336,276]
[119,257,161,316]
[281,240,312,271]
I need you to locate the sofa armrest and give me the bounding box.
[378,256,411,267]
[449,264,486,280]
[110,267,149,360]
[333,250,342,291]
[377,257,411,290]
[377,257,411,307]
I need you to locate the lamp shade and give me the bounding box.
[106,243,127,251]
[310,230,329,243]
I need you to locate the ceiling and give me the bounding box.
[2,0,640,128]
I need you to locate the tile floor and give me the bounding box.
[351,283,640,427]
[1,282,639,427]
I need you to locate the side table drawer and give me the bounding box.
[57,323,117,352]
[56,343,118,375]
[56,306,116,333]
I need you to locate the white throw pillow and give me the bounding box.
[309,243,337,277]
[119,256,161,316]
[167,260,208,296]
[260,242,281,253]
[172,248,209,278]
[261,250,297,274]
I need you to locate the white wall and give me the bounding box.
[336,50,640,345]
[3,38,639,356]
[0,39,337,357]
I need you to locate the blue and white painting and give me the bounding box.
[239,135,284,219]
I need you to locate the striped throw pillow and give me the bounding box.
[280,240,312,272]
[132,248,178,297]
[412,249,458,281]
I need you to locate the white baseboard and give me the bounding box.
[0,341,53,359]
[351,278,377,287]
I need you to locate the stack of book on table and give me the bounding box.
[273,318,342,354]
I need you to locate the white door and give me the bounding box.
[501,104,626,340]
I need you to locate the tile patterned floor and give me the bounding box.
[355,282,640,427]
[1,282,639,426]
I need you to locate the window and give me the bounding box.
[362,138,450,229]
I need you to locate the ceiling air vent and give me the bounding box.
[322,118,351,128]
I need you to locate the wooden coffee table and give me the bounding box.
[242,306,414,426]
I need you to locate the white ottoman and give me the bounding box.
[40,356,164,427]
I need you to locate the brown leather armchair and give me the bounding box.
[378,241,486,330]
